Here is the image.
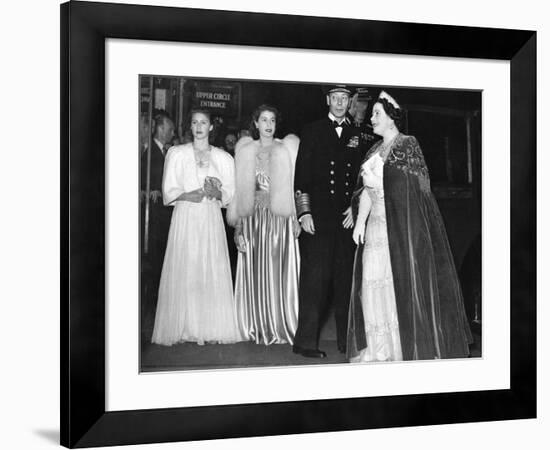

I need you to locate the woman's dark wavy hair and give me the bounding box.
[376,95,404,132]
[189,108,212,124]
[249,104,281,140]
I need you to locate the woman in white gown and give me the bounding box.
[350,145,402,362]
[348,91,472,362]
[152,109,244,346]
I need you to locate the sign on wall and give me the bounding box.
[191,81,241,118]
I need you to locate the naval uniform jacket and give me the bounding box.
[294,117,366,232]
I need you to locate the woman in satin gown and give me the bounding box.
[227,105,301,345]
[347,91,473,362]
[152,109,244,346]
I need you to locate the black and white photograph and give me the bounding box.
[139,76,482,372]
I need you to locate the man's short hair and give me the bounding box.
[153,110,173,132]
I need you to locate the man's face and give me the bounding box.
[326,92,350,119]
[224,134,237,150]
[158,119,175,145]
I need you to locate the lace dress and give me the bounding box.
[351,152,403,362]
[234,154,300,345]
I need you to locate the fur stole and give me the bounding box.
[227,134,299,226]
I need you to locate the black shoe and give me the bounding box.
[293,346,327,358]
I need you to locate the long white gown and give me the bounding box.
[351,152,403,362]
[151,144,244,346]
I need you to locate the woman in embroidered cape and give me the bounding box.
[347,92,473,362]
[152,109,244,346]
[227,104,301,345]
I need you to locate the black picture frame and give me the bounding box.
[60,1,536,447]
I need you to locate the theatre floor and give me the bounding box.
[140,327,482,373]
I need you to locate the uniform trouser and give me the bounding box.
[293,224,356,351]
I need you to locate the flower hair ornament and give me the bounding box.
[378,90,400,109]
[377,90,404,131]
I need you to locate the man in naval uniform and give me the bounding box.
[293,85,367,358]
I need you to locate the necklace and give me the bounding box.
[193,145,211,168]
[255,147,271,173]
[379,133,399,159]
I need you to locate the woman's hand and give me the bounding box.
[183,188,205,203]
[352,223,366,245]
[234,226,247,253]
[352,190,371,243]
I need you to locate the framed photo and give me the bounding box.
[61,1,536,447]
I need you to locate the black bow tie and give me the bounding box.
[332,120,347,128]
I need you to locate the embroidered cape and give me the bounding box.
[347,133,473,360]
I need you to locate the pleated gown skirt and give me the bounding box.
[152,199,244,346]
[234,204,300,345]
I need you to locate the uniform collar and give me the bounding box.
[328,113,350,126]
